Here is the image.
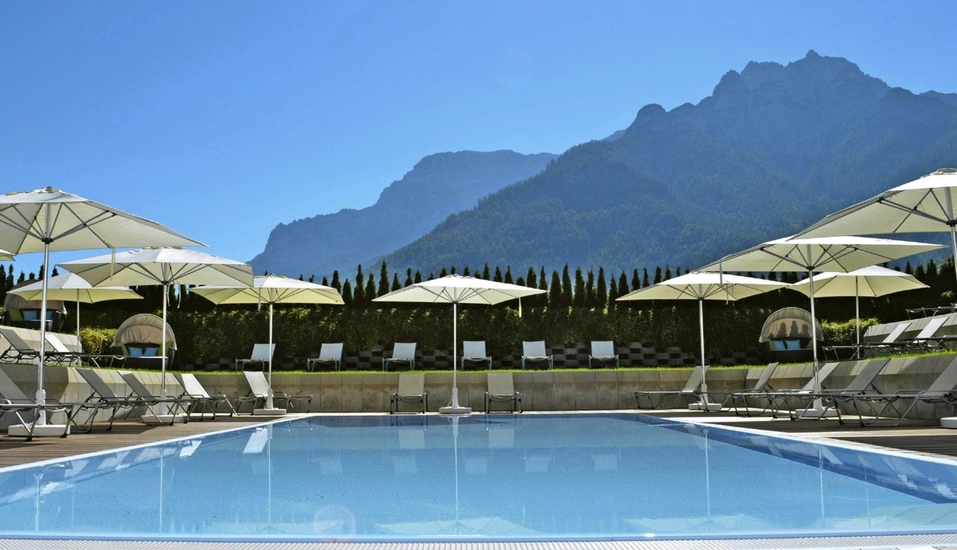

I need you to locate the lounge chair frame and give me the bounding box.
[235,343,275,372]
[176,373,237,420]
[842,356,957,426]
[390,373,427,414]
[461,341,492,370]
[484,372,521,413]
[384,343,417,372]
[307,343,343,372]
[236,371,312,413]
[588,341,619,368]
[521,341,553,370]
[634,365,703,409]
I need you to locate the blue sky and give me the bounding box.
[2,1,956,271]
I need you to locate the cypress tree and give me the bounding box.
[405,268,413,287]
[632,269,641,290]
[391,274,401,291]
[364,275,376,302]
[341,280,353,305]
[414,271,422,283]
[561,265,572,306]
[353,265,365,306]
[321,276,328,286]
[573,268,585,307]
[504,266,513,284]
[642,268,650,287]
[586,268,595,306]
[618,271,629,295]
[538,267,548,307]
[596,267,607,307]
[663,266,672,281]
[609,277,619,306]
[493,267,503,282]
[653,266,662,284]
[526,267,537,288]
[331,271,342,292]
[549,270,562,306]
[462,267,470,276]
[440,267,448,277]
[482,264,490,280]
[378,262,389,296]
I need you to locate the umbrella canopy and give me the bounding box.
[191,275,343,411]
[699,235,942,402]
[617,272,787,407]
[0,249,12,261]
[373,275,545,413]
[8,272,142,337]
[788,266,928,348]
[61,247,254,403]
[796,168,957,284]
[0,187,202,420]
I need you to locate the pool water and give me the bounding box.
[2,413,957,541]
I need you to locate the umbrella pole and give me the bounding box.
[450,302,459,408]
[855,277,861,354]
[35,241,50,424]
[698,298,710,409]
[159,284,169,416]
[951,223,957,289]
[440,301,471,414]
[266,303,275,410]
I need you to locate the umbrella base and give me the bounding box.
[254,407,287,416]
[688,401,723,412]
[941,417,957,429]
[8,424,70,437]
[141,413,188,425]
[439,405,472,415]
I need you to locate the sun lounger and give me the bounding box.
[792,359,891,421]
[634,365,703,409]
[727,362,781,416]
[484,372,521,413]
[383,343,416,371]
[588,341,619,368]
[390,372,427,414]
[0,368,73,441]
[521,341,553,370]
[120,372,192,425]
[859,321,911,357]
[0,326,41,364]
[236,370,312,413]
[307,343,343,372]
[43,332,85,366]
[758,362,841,418]
[461,341,492,370]
[842,356,957,426]
[235,343,274,371]
[176,373,236,420]
[74,368,143,432]
[902,316,950,351]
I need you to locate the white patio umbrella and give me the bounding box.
[699,235,942,415]
[0,187,201,431]
[60,247,253,416]
[191,275,344,414]
[796,168,957,286]
[617,272,787,410]
[0,249,13,260]
[9,272,143,337]
[373,275,545,414]
[788,266,928,349]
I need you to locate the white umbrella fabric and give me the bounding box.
[9,272,143,337]
[617,272,787,410]
[699,235,942,413]
[0,249,13,260]
[788,266,928,349]
[60,247,253,410]
[796,168,957,285]
[0,187,202,427]
[191,275,344,413]
[373,275,545,414]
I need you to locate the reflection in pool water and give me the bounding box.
[1,413,957,541]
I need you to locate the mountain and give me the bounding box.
[383,51,957,277]
[250,150,556,278]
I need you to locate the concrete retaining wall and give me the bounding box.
[2,354,956,427]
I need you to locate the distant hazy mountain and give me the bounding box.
[250,150,556,278]
[383,51,957,277]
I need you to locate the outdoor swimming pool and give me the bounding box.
[2,413,957,542]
